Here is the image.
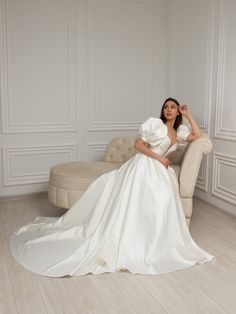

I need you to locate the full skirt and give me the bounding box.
[10,153,215,277]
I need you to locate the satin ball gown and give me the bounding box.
[10,117,215,277]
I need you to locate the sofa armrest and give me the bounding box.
[179,134,212,198]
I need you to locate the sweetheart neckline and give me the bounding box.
[167,135,177,147]
[163,137,178,157]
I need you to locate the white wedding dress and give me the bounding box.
[10,117,215,277]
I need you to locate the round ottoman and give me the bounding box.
[48,161,121,209]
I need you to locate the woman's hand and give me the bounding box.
[159,157,171,169]
[179,104,190,117]
[179,104,202,140]
[134,138,171,168]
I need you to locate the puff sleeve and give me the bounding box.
[139,117,167,146]
[177,123,192,142]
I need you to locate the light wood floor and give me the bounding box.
[0,195,236,314]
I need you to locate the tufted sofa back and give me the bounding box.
[104,136,190,165]
[104,137,138,163]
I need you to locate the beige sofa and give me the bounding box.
[48,134,212,227]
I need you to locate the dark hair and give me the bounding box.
[160,97,182,130]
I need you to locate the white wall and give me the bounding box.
[0,0,168,197]
[1,0,235,219]
[169,0,236,217]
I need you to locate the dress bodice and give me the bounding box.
[139,117,191,157]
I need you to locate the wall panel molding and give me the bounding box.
[212,152,236,206]
[2,144,77,186]
[0,0,77,134]
[88,0,154,131]
[214,0,236,141]
[170,0,214,133]
[88,142,108,161]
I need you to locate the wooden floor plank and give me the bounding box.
[0,200,47,314]
[86,273,136,313]
[36,277,77,314]
[0,196,236,313]
[0,288,18,314]
[161,266,226,313]
[134,272,196,314]
[111,272,167,313]
[0,229,12,292]
[62,276,108,313]
[15,295,47,314]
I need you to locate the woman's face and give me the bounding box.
[163,100,179,121]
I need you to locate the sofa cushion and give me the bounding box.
[49,161,122,191]
[50,161,180,192]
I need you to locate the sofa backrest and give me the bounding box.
[104,137,137,163]
[104,136,190,165]
[104,134,213,199]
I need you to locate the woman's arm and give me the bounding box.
[134,137,171,168]
[179,105,201,141]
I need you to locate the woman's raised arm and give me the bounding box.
[179,105,201,141]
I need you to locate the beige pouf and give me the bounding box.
[48,161,122,209]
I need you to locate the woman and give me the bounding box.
[10,98,215,277]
